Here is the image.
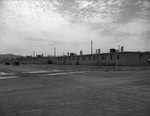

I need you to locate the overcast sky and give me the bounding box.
[0,0,150,56]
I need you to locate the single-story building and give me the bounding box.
[56,51,150,66]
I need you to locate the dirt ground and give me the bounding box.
[0,64,150,116]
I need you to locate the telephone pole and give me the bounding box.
[91,40,93,54]
[54,47,56,56]
[98,49,101,68]
[116,45,120,70]
[33,51,35,57]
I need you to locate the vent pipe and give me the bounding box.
[121,46,124,52]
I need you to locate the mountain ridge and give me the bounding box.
[0,54,22,60]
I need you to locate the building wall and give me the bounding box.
[124,52,150,66]
[56,52,150,66]
[11,52,149,66]
[20,57,57,64]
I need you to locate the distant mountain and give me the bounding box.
[0,54,22,60]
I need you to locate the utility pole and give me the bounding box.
[91,40,93,54]
[116,52,118,70]
[96,49,101,68]
[33,51,35,62]
[98,49,101,68]
[54,47,56,57]
[33,51,35,57]
[116,45,120,70]
[118,45,120,52]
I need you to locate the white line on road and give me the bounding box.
[22,70,60,74]
[0,76,18,80]
[0,72,15,76]
[47,71,89,76]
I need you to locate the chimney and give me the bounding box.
[96,49,97,54]
[118,45,120,52]
[121,46,124,52]
[80,50,83,55]
[54,47,56,56]
[98,49,100,54]
[67,52,69,56]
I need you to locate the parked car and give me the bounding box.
[5,61,10,65]
[13,60,19,66]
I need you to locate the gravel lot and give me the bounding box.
[0,64,150,116]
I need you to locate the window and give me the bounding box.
[139,53,143,59]
[110,54,113,60]
[102,55,104,60]
[102,55,106,60]
[141,54,143,58]
[117,55,119,60]
[89,56,91,60]
[139,54,141,60]
[93,55,95,60]
[83,56,84,61]
[77,56,79,61]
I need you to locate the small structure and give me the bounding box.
[110,49,116,53]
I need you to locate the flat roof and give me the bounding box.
[57,51,150,58]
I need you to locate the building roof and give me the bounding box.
[57,51,150,58]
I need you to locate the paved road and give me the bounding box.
[0,64,150,116]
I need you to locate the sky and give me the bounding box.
[0,0,150,56]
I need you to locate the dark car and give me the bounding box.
[5,61,10,65]
[13,60,20,66]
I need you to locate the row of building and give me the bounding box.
[1,49,150,66]
[56,51,150,66]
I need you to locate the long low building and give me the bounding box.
[1,51,150,66]
[56,51,150,66]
